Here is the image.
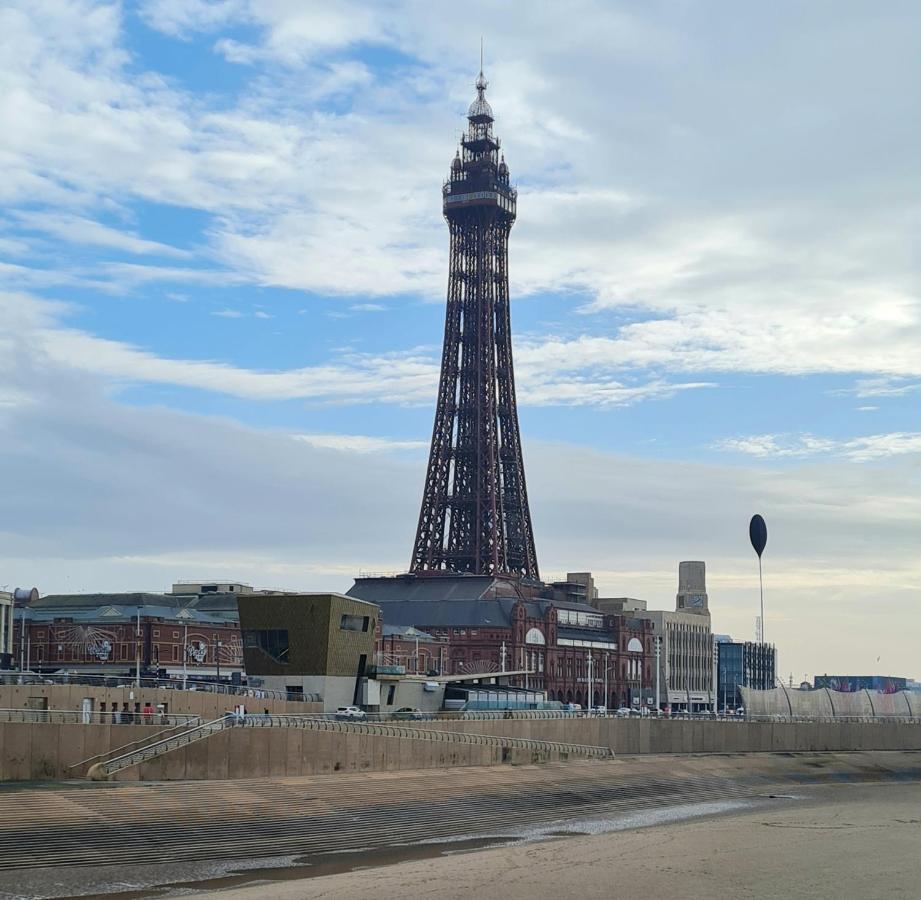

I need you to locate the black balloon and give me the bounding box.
[749,514,767,557]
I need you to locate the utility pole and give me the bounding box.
[216,639,223,684]
[586,651,594,712]
[500,641,507,673]
[604,651,609,710]
[182,622,188,690]
[135,607,142,688]
[19,607,26,672]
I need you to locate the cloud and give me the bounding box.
[295,433,428,454]
[0,0,921,376]
[715,432,921,462]
[846,377,921,398]
[2,292,713,409]
[3,0,920,380]
[2,338,919,678]
[13,211,191,257]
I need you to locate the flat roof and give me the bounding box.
[374,669,534,683]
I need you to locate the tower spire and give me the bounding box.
[410,71,538,580]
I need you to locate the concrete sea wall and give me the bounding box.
[2,715,920,782]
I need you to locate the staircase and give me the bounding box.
[88,715,236,780]
[89,714,614,779]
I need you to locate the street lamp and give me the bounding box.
[215,639,223,685]
[135,606,142,688]
[586,651,594,712]
[182,622,188,690]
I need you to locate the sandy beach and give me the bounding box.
[190,782,921,900]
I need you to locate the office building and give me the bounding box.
[717,640,776,710]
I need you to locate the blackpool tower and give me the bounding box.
[409,69,539,580]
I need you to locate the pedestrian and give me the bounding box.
[142,703,153,723]
[121,702,131,723]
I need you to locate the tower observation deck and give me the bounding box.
[410,69,539,580]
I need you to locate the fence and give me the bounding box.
[0,708,201,727]
[0,672,320,703]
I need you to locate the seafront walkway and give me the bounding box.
[0,750,918,875]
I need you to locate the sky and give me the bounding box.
[0,0,919,681]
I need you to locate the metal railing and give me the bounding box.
[93,711,615,778]
[68,719,200,772]
[746,714,921,724]
[0,708,201,726]
[239,715,614,758]
[0,672,320,703]
[92,715,234,778]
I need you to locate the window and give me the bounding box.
[153,630,160,638]
[200,584,218,593]
[242,629,290,664]
[340,614,370,632]
[172,631,180,638]
[172,645,179,661]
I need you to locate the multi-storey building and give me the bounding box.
[631,562,714,711]
[348,573,654,709]
[10,590,244,676]
[717,640,776,710]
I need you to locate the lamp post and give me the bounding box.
[749,514,768,644]
[604,651,609,711]
[215,639,223,685]
[182,629,190,683]
[586,651,594,712]
[654,635,662,713]
[135,607,142,688]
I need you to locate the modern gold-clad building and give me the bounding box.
[238,593,379,711]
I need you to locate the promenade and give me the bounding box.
[0,750,917,898]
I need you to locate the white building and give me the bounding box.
[639,562,714,711]
[0,590,13,660]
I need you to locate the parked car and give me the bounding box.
[562,702,582,712]
[590,705,607,716]
[392,707,426,720]
[335,706,366,720]
[614,707,634,717]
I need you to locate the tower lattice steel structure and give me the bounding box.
[410,70,539,580]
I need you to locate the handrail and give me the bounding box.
[91,711,613,779]
[239,715,613,758]
[67,718,201,771]
[92,715,235,778]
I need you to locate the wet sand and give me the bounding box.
[189,782,921,900]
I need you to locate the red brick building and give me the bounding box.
[351,574,655,709]
[10,592,243,676]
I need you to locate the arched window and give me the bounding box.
[525,627,545,645]
[627,637,644,653]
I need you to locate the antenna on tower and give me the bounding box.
[480,36,484,75]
